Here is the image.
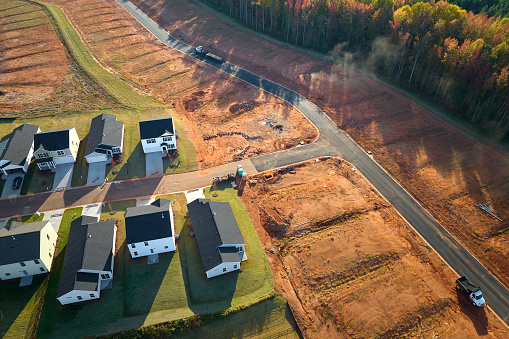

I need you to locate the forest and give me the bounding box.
[198,0,509,142]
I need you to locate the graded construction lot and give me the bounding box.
[42,0,317,168]
[117,0,509,291]
[241,158,509,338]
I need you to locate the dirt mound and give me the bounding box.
[229,99,260,114]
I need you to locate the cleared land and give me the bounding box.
[241,158,509,338]
[121,0,509,296]
[43,0,317,168]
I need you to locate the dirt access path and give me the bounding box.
[241,158,509,338]
[42,0,316,169]
[126,0,509,291]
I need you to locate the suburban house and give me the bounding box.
[57,216,116,305]
[187,198,246,279]
[124,199,176,258]
[84,114,124,164]
[33,127,80,171]
[0,220,57,281]
[0,124,40,176]
[139,117,177,154]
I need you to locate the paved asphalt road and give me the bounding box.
[0,0,506,325]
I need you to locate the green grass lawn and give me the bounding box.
[0,275,47,339]
[33,191,274,338]
[8,213,45,224]
[175,295,301,339]
[20,162,54,195]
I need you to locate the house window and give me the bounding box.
[5,273,10,276]
[56,150,66,156]
[134,252,138,256]
[77,296,82,300]
[49,252,52,258]
[234,264,237,269]
[150,249,154,253]
[38,152,49,158]
[146,139,156,144]
[47,234,50,240]
[131,244,136,248]
[223,267,227,272]
[113,147,120,153]
[236,247,243,252]
[90,294,95,298]
[163,137,171,142]
[164,246,169,249]
[101,273,110,279]
[34,259,40,264]
[20,262,26,267]
[144,242,149,246]
[39,267,45,272]
[169,144,175,149]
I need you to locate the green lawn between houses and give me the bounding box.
[31,189,274,338]
[0,107,198,193]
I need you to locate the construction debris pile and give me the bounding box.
[203,131,263,141]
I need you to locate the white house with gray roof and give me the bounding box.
[187,198,246,279]
[0,220,57,281]
[139,117,177,154]
[57,216,116,305]
[0,124,40,176]
[85,114,124,163]
[125,199,175,259]
[34,127,80,170]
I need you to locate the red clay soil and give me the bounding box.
[0,0,68,113]
[121,0,509,292]
[241,158,509,338]
[44,0,317,168]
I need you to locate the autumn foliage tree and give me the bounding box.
[199,0,509,141]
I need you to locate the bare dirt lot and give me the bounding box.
[42,0,316,168]
[122,0,509,293]
[241,158,509,338]
[0,0,68,113]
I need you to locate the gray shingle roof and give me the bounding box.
[74,272,99,292]
[139,117,174,139]
[57,216,115,298]
[0,124,40,167]
[85,114,124,157]
[0,221,51,265]
[187,199,245,272]
[125,199,173,244]
[34,128,73,151]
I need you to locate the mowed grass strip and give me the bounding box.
[42,2,159,108]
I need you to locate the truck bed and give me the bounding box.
[457,276,481,293]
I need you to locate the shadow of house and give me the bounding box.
[456,288,488,336]
[178,217,239,314]
[57,216,116,305]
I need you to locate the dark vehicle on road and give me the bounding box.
[12,176,23,190]
[456,276,486,307]
[195,46,224,63]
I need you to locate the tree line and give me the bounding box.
[448,0,509,18]
[198,0,509,142]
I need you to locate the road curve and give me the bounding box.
[115,0,509,324]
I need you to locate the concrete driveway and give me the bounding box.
[1,173,24,199]
[145,152,164,177]
[52,163,74,191]
[86,161,108,186]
